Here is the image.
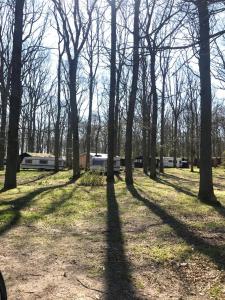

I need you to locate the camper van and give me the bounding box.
[20,153,66,170]
[161,157,189,168]
[80,153,120,173]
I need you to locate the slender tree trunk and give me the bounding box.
[141,56,148,174]
[114,68,122,156]
[66,111,73,169]
[46,113,51,153]
[20,116,26,154]
[86,52,94,170]
[173,115,178,167]
[150,49,158,179]
[197,1,219,205]
[159,75,166,173]
[125,0,141,185]
[0,89,8,170]
[4,0,25,190]
[54,45,62,172]
[107,0,117,183]
[69,59,80,179]
[190,114,194,172]
[0,52,10,170]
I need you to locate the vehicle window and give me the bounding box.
[25,159,32,164]
[93,158,104,166]
[39,160,48,165]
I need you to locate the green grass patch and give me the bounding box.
[209,283,223,299]
[132,242,193,263]
[78,172,105,186]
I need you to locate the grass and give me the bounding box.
[0,167,225,299]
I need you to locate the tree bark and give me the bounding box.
[159,75,166,173]
[4,0,25,189]
[197,0,219,205]
[107,0,117,183]
[86,50,94,170]
[149,49,158,179]
[54,43,62,172]
[125,0,141,185]
[69,59,80,179]
[0,89,8,170]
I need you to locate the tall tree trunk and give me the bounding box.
[86,51,94,170]
[159,75,166,173]
[20,115,26,154]
[107,0,117,183]
[69,59,80,179]
[197,1,219,205]
[141,55,148,174]
[173,115,178,167]
[54,44,62,172]
[0,89,8,170]
[125,0,141,185]
[0,50,10,170]
[150,49,158,179]
[4,0,25,189]
[66,111,73,169]
[46,113,51,153]
[190,114,194,172]
[114,67,122,156]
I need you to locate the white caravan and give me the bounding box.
[20,153,66,170]
[80,153,120,173]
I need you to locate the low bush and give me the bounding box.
[79,171,105,186]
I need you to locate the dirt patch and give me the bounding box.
[0,169,225,299]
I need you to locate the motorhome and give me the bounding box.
[20,153,66,170]
[80,153,120,173]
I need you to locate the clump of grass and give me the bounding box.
[133,243,193,263]
[79,172,104,186]
[209,283,223,299]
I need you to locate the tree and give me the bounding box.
[52,0,96,179]
[4,0,25,189]
[0,3,13,170]
[196,0,220,205]
[85,8,100,170]
[54,15,64,172]
[125,0,141,185]
[107,0,117,183]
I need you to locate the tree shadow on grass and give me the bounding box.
[157,176,225,219]
[127,184,225,271]
[105,182,139,300]
[157,177,197,198]
[17,171,54,186]
[0,180,74,236]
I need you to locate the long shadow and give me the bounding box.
[213,205,225,219]
[0,180,73,236]
[105,182,138,300]
[157,177,197,198]
[18,171,54,185]
[127,185,225,271]
[157,176,225,219]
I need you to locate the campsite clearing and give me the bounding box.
[0,168,225,299]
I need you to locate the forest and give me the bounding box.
[0,0,225,299]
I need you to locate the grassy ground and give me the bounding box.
[0,168,225,299]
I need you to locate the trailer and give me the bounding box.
[20,152,66,170]
[134,156,189,168]
[80,153,120,173]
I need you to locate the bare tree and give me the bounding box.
[125,0,141,185]
[52,0,96,179]
[4,0,25,189]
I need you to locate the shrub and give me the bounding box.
[79,171,105,186]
